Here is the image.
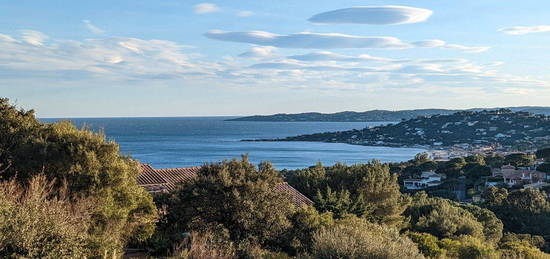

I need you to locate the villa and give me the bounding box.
[404,171,444,190]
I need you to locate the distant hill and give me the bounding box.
[228,107,550,122]
[253,109,550,150]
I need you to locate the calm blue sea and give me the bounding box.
[40,117,424,169]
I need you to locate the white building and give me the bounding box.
[404,171,444,190]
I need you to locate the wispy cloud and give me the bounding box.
[206,30,411,49]
[289,51,391,62]
[239,46,276,59]
[499,25,550,35]
[237,11,254,17]
[20,30,48,46]
[193,3,220,14]
[0,29,544,95]
[309,5,433,25]
[0,30,208,80]
[83,20,105,35]
[205,30,490,52]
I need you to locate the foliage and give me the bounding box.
[309,215,424,259]
[407,232,446,258]
[499,241,550,259]
[283,205,334,255]
[405,193,502,244]
[0,98,157,257]
[504,153,535,167]
[0,175,93,258]
[536,148,550,161]
[500,233,546,250]
[152,157,295,257]
[171,232,236,259]
[286,161,410,226]
[482,187,550,240]
[537,163,550,173]
[314,187,372,219]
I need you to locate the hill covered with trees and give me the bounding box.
[265,109,550,150]
[229,107,550,122]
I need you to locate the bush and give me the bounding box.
[152,157,295,257]
[171,232,236,259]
[0,175,93,258]
[309,215,424,259]
[0,98,158,257]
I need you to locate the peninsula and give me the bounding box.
[228,107,550,122]
[250,109,550,152]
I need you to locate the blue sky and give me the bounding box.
[1,0,550,117]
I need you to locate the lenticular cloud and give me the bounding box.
[308,5,433,25]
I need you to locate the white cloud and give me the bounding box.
[413,40,490,53]
[205,30,412,49]
[0,30,545,95]
[239,46,277,58]
[20,30,48,46]
[206,30,490,53]
[288,51,390,62]
[83,20,105,35]
[308,5,433,25]
[0,30,209,80]
[499,25,550,35]
[443,44,490,53]
[193,3,220,14]
[237,11,253,17]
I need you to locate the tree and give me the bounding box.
[485,155,505,168]
[437,157,467,178]
[463,164,491,180]
[465,155,486,165]
[309,215,424,259]
[284,205,334,255]
[0,98,157,257]
[483,188,550,239]
[155,157,296,257]
[536,148,550,161]
[537,163,550,173]
[286,161,410,226]
[314,187,371,219]
[405,193,502,243]
[504,153,534,167]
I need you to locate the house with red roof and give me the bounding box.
[137,163,313,207]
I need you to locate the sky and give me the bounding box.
[1,0,550,117]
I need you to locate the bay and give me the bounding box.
[41,117,425,169]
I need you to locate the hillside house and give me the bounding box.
[492,165,547,187]
[137,164,313,207]
[404,171,444,190]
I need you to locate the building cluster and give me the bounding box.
[490,164,549,187]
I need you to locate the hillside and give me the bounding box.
[258,109,550,150]
[228,107,550,122]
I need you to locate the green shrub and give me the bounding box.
[0,175,93,258]
[309,215,424,259]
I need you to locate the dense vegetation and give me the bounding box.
[3,98,550,258]
[229,107,550,122]
[269,109,550,150]
[0,98,157,258]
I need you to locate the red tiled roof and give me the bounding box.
[274,182,314,206]
[137,163,313,206]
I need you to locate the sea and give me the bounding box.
[40,117,425,170]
